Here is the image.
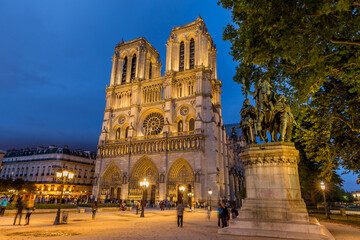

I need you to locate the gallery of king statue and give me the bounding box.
[240,78,299,144]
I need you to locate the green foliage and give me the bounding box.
[0,179,12,193]
[0,178,37,194]
[34,203,77,209]
[219,0,360,180]
[78,203,121,208]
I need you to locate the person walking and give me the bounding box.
[207,206,211,221]
[176,201,185,227]
[24,207,35,225]
[220,203,228,228]
[1,197,8,216]
[217,202,222,227]
[92,201,98,220]
[13,196,24,225]
[24,196,35,225]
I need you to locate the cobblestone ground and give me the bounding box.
[0,209,358,240]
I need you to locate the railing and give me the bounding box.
[99,134,204,157]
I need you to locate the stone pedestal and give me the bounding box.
[218,142,334,240]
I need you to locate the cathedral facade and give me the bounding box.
[93,17,241,205]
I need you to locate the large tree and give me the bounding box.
[219,0,360,181]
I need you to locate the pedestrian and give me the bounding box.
[207,206,211,221]
[13,196,24,225]
[24,195,35,225]
[24,206,35,225]
[92,201,98,220]
[176,201,185,227]
[220,203,228,228]
[135,201,140,215]
[1,197,8,216]
[231,205,238,219]
[217,202,222,227]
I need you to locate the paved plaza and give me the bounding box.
[0,210,359,240]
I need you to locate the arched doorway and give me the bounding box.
[129,156,159,203]
[100,164,122,201]
[167,158,194,205]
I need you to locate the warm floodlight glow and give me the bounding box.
[56,172,62,178]
[179,186,185,191]
[140,178,149,188]
[68,172,74,179]
[62,170,69,177]
[320,182,325,190]
[208,189,213,195]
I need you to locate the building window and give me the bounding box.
[178,83,183,97]
[125,126,129,138]
[178,120,183,133]
[149,62,152,79]
[179,41,184,71]
[122,56,127,83]
[131,54,136,80]
[189,118,195,132]
[115,128,121,140]
[189,38,195,69]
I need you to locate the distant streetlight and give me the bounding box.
[54,169,74,225]
[320,182,330,219]
[140,178,149,217]
[208,189,213,211]
[187,192,194,209]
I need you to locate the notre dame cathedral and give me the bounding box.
[93,16,244,206]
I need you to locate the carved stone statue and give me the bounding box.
[245,78,276,142]
[273,95,297,142]
[240,99,256,144]
[241,81,298,143]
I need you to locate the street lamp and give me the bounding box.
[320,182,330,219]
[140,178,149,217]
[208,189,213,211]
[54,169,74,225]
[187,192,194,210]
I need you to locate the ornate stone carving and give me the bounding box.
[143,112,164,135]
[118,116,126,125]
[180,106,189,116]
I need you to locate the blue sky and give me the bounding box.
[0,0,357,191]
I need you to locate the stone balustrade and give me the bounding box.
[99,134,204,157]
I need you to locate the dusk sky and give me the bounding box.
[0,0,357,191]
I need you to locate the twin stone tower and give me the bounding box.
[93,17,333,240]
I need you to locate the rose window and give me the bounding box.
[143,112,164,135]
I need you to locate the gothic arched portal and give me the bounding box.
[129,156,159,201]
[100,163,123,200]
[167,158,194,202]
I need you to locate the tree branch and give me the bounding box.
[331,116,360,135]
[330,39,360,46]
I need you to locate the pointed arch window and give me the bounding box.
[131,54,136,80]
[178,120,183,133]
[189,118,195,132]
[115,128,121,140]
[189,38,195,69]
[122,57,127,83]
[149,62,152,79]
[125,126,129,138]
[179,41,184,72]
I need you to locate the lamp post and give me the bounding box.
[140,178,149,217]
[208,189,213,211]
[187,192,194,210]
[54,169,74,225]
[320,182,330,219]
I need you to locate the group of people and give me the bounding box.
[1,196,36,225]
[217,202,238,228]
